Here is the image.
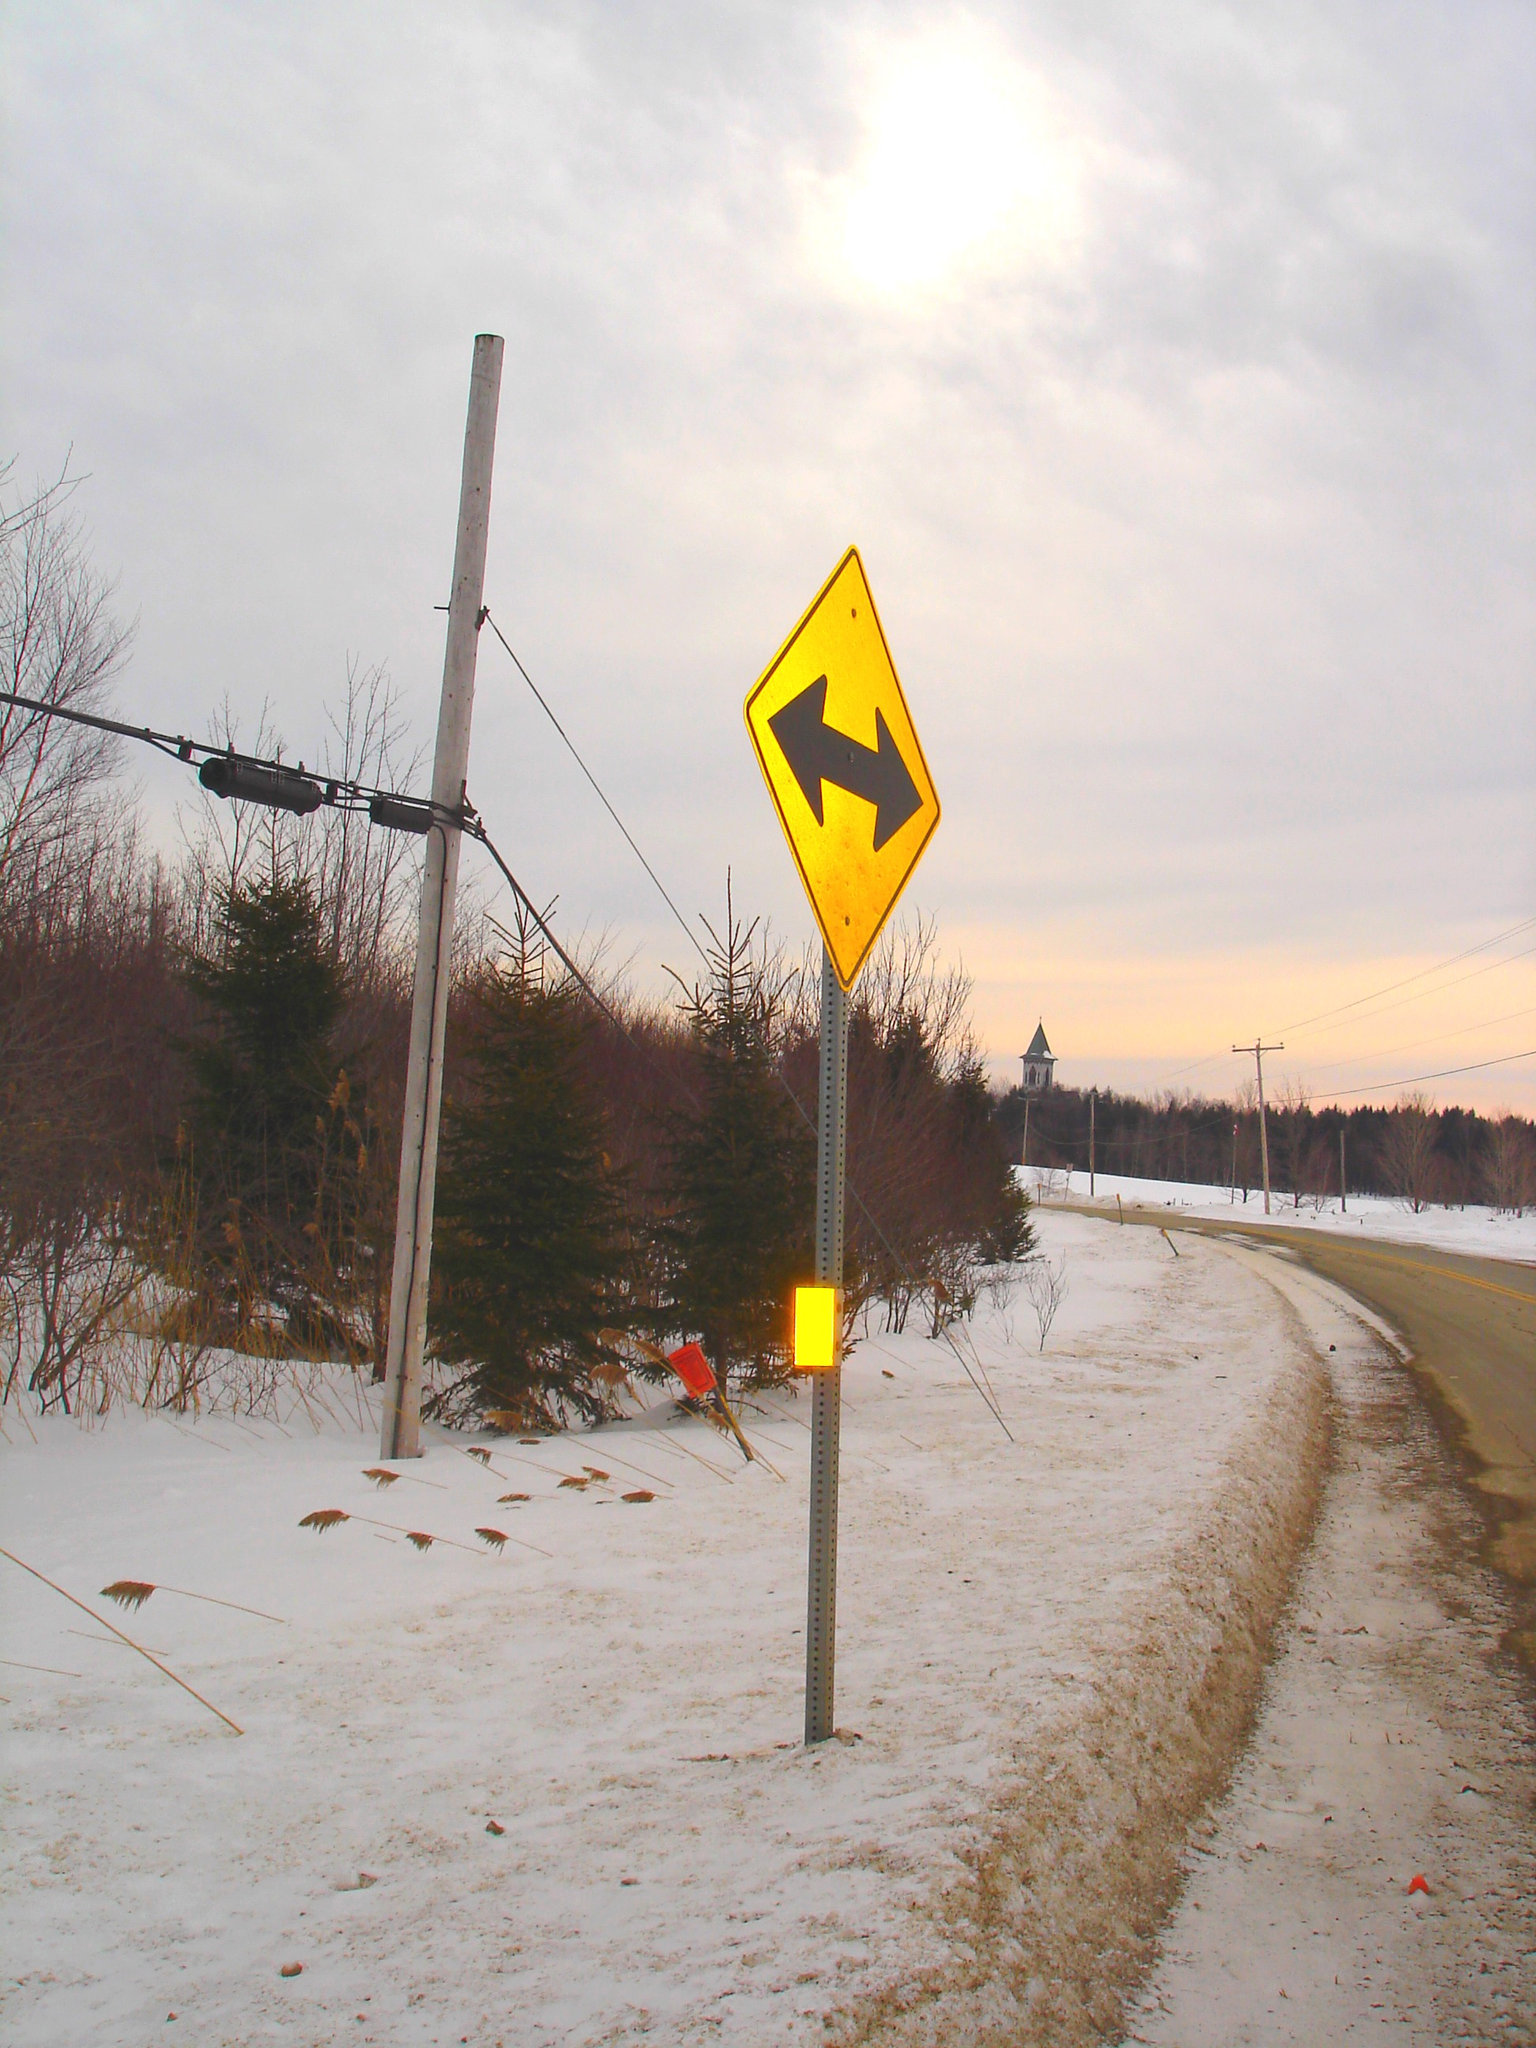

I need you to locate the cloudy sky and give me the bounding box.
[6,0,1534,1110]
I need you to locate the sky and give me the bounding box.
[5,0,1534,1113]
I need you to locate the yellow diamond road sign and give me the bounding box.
[745,547,940,990]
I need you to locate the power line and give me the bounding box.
[1155,917,1536,1083]
[1283,940,1536,1044]
[481,611,709,969]
[1273,915,1536,1037]
[1316,1047,1536,1102]
[1298,1002,1536,1079]
[0,687,449,830]
[1159,1048,1244,1083]
[464,821,674,1067]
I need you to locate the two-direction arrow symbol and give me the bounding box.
[768,675,922,852]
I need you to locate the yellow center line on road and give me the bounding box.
[1292,1243,1535,1306]
[1206,1232,1534,1306]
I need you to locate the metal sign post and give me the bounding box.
[805,950,849,1745]
[743,544,939,1748]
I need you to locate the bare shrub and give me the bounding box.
[0,464,133,902]
[1483,1113,1536,1216]
[1381,1092,1438,1213]
[1270,1078,1312,1209]
[1023,1251,1069,1352]
[5,1212,146,1414]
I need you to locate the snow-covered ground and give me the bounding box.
[1021,1166,1536,1264]
[1,1213,1324,2047]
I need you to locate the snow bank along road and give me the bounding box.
[4,1213,1330,2046]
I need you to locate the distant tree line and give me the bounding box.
[1,470,1028,1423]
[994,1080,1536,1215]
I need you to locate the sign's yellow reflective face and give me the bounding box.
[745,548,940,989]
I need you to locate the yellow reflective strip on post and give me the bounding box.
[794,1286,837,1372]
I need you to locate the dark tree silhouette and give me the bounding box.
[431,963,635,1425]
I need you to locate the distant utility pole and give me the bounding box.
[1088,1086,1097,1198]
[1339,1125,1347,1213]
[1230,1118,1238,1204]
[1233,1039,1283,1217]
[379,333,504,1461]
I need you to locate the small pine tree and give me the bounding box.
[177,870,369,1346]
[663,900,812,1389]
[430,959,632,1425]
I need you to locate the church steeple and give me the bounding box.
[1020,1020,1055,1092]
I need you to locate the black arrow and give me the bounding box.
[768,675,922,852]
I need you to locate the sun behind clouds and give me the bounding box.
[818,27,1086,298]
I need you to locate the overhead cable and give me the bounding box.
[1298,1002,1536,1078]
[1159,916,1536,1082]
[1274,915,1536,1037]
[1317,1047,1535,1101]
[1281,940,1536,1044]
[0,687,452,831]
[481,611,709,968]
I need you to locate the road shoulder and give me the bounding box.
[1124,1247,1536,2046]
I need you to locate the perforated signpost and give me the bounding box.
[745,547,940,1744]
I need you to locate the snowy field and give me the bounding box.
[3,1213,1327,2047]
[1021,1166,1536,1264]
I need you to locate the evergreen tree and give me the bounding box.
[959,1053,1036,1266]
[177,871,369,1345]
[663,907,812,1389]
[431,964,633,1425]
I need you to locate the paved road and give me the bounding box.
[1071,1208,1536,1670]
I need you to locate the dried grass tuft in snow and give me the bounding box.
[99,1578,156,1610]
[831,1297,1332,2048]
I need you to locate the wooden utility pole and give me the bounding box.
[1230,1117,1239,1203]
[1233,1040,1283,1216]
[1339,1125,1347,1213]
[1088,1087,1097,1198]
[379,334,504,1461]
